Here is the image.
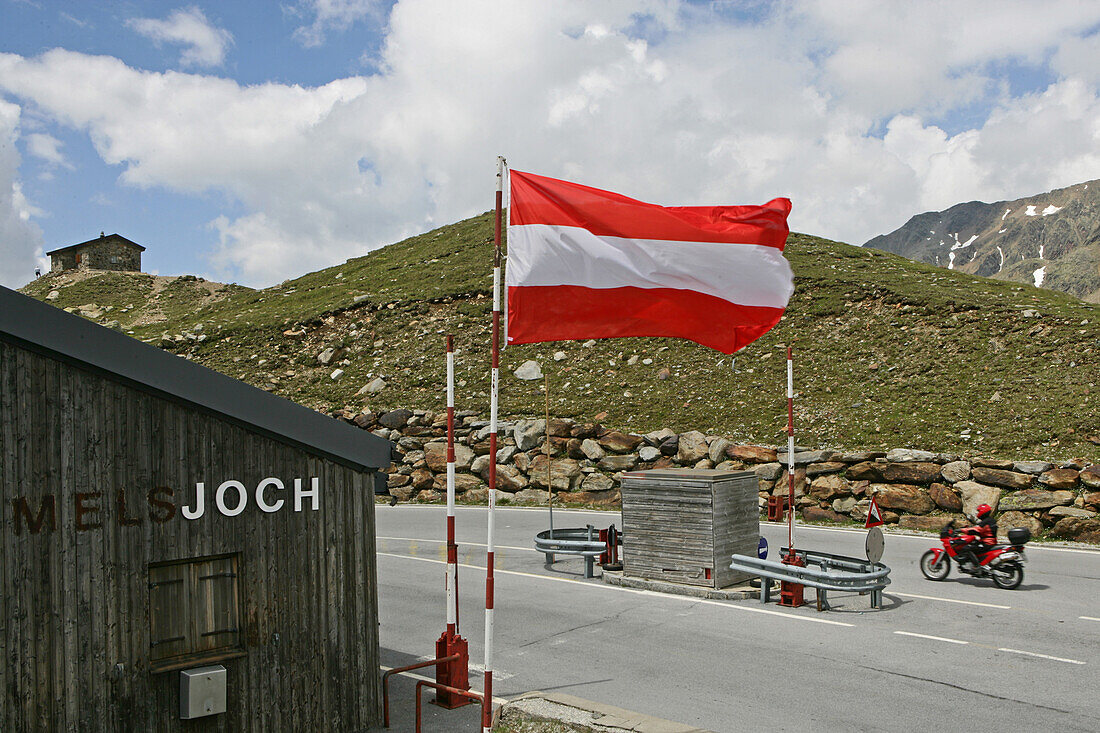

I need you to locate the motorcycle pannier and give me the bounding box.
[1007,527,1031,546]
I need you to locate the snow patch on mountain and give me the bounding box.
[1042,204,1062,216]
[1025,205,1038,216]
[1033,265,1046,287]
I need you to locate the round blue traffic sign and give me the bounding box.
[758,537,768,560]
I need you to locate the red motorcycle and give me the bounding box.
[919,521,1029,589]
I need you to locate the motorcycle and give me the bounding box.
[919,521,1030,589]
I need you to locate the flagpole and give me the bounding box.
[483,155,505,733]
[445,335,458,636]
[787,346,796,555]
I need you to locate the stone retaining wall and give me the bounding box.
[329,407,1100,543]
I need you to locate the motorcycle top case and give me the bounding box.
[1007,527,1031,546]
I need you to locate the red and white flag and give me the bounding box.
[505,170,793,354]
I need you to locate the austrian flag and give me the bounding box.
[505,170,794,354]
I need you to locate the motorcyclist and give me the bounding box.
[957,503,997,567]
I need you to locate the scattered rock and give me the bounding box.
[808,474,850,502]
[708,438,732,465]
[940,461,971,484]
[871,484,934,514]
[881,462,941,485]
[996,511,1044,539]
[1049,517,1100,542]
[513,419,546,451]
[970,467,1032,490]
[805,461,846,478]
[998,488,1060,511]
[802,506,846,523]
[898,515,958,532]
[580,439,605,461]
[511,488,549,504]
[847,461,884,481]
[514,360,543,380]
[317,347,338,366]
[598,431,643,453]
[728,445,778,463]
[598,454,637,472]
[580,472,615,492]
[1013,461,1054,475]
[832,497,858,513]
[956,481,1002,516]
[361,377,387,394]
[423,442,475,472]
[754,462,783,482]
[330,368,344,380]
[971,457,1014,470]
[675,431,708,463]
[658,435,679,456]
[378,408,413,430]
[1038,468,1079,490]
[46,290,59,300]
[638,446,661,462]
[886,448,937,463]
[1079,466,1100,489]
[929,483,963,512]
[528,455,582,491]
[1048,506,1097,519]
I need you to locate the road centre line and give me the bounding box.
[894,632,1087,664]
[377,551,854,627]
[891,591,1011,609]
[378,535,537,554]
[894,631,969,645]
[1080,616,1100,622]
[997,648,1086,665]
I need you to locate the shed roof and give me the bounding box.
[0,286,392,472]
[46,233,147,256]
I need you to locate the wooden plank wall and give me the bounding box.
[0,340,381,732]
[621,470,759,589]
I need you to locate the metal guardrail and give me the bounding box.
[730,547,890,610]
[535,526,618,579]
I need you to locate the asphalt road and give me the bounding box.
[373,505,1100,732]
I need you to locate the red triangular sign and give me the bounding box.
[866,494,884,528]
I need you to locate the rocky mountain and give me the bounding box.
[864,180,1100,302]
[19,212,1100,462]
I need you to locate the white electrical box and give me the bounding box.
[179,665,227,719]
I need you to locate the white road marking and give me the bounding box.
[378,551,854,627]
[894,631,969,645]
[997,648,1086,665]
[379,665,507,704]
[379,535,537,554]
[1080,616,1100,622]
[892,591,1011,610]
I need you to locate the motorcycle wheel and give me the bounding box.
[920,550,950,580]
[990,561,1023,590]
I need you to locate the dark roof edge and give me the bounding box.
[0,286,391,472]
[46,234,147,256]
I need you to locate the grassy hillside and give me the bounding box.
[21,211,1100,462]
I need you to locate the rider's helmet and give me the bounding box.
[976,503,992,520]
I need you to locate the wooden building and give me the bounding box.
[46,233,145,273]
[0,285,392,731]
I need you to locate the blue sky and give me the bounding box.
[1,1,1099,289]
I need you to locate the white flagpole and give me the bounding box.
[483,155,505,733]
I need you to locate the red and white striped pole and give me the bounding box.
[445,334,458,636]
[786,346,796,554]
[483,155,505,733]
[434,334,470,708]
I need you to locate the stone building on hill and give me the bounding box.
[46,232,145,273]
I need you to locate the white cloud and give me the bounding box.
[25,132,72,169]
[127,6,233,68]
[0,100,46,288]
[0,0,1098,287]
[292,0,381,47]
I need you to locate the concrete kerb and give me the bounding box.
[600,570,760,600]
[497,691,717,733]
